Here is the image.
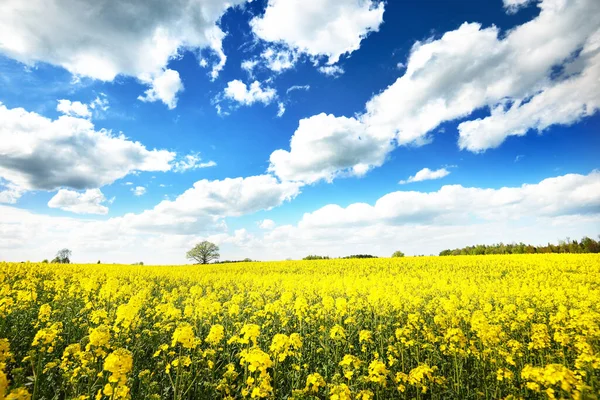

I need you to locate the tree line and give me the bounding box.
[439,236,600,256]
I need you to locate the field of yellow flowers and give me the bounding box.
[1,254,599,399]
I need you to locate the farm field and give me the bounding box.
[1,254,599,399]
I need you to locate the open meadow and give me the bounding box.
[1,254,599,399]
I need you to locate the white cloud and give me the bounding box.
[56,95,110,119]
[48,188,109,215]
[301,171,600,229]
[399,168,451,184]
[172,153,217,172]
[56,100,91,118]
[1,171,598,262]
[132,186,147,196]
[268,0,600,184]
[223,80,277,106]
[89,94,110,112]
[277,102,286,117]
[457,29,600,152]
[0,102,175,192]
[241,59,259,75]
[0,0,246,106]
[250,0,384,65]
[258,219,276,230]
[269,113,392,184]
[317,65,344,77]
[0,180,23,204]
[121,174,301,234]
[261,48,298,72]
[286,85,310,94]
[239,48,299,76]
[124,182,134,186]
[503,0,536,13]
[138,69,184,109]
[215,104,229,117]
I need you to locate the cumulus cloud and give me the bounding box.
[48,188,109,214]
[268,0,600,184]
[138,69,184,109]
[503,0,536,13]
[121,174,301,234]
[398,168,451,184]
[0,103,175,193]
[172,153,217,172]
[0,180,23,204]
[1,171,598,262]
[250,0,384,68]
[132,186,147,196]
[269,113,392,183]
[258,219,276,230]
[457,30,600,152]
[301,171,600,229]
[223,80,277,106]
[56,95,110,119]
[0,0,246,107]
[56,100,91,118]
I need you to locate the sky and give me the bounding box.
[0,0,599,264]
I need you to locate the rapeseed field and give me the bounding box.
[1,254,599,399]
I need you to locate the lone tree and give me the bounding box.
[391,250,405,258]
[187,241,220,264]
[52,248,72,264]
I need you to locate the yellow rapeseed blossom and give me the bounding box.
[171,322,197,349]
[0,254,598,398]
[205,324,225,346]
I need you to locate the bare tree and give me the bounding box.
[186,241,220,264]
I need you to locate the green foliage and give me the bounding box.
[41,259,48,263]
[439,236,600,256]
[187,241,220,264]
[391,251,405,258]
[302,255,330,260]
[341,254,378,259]
[214,258,255,264]
[52,248,71,264]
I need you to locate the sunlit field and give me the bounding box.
[1,255,599,399]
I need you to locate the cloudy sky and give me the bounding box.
[1,0,599,263]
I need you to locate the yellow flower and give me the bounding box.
[329,325,346,341]
[367,360,388,385]
[171,323,197,349]
[305,372,326,393]
[87,325,111,352]
[205,324,225,346]
[103,348,133,387]
[329,383,351,400]
[6,387,31,400]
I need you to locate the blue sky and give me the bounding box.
[0,0,599,263]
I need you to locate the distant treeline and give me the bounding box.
[213,258,255,264]
[303,254,378,260]
[439,236,600,256]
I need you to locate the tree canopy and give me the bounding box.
[51,248,71,264]
[392,250,405,258]
[187,241,220,264]
[439,236,600,256]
